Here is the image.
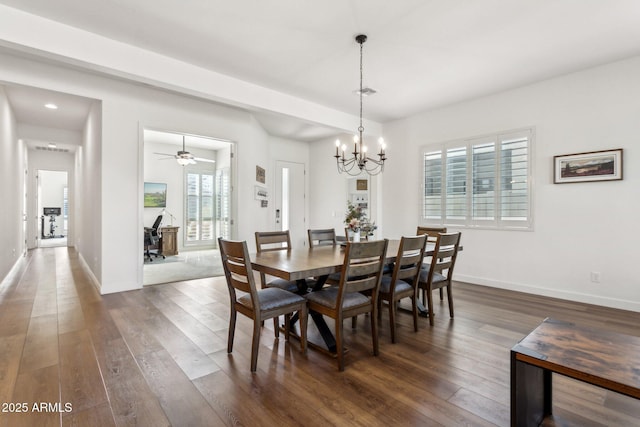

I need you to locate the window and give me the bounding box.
[215,167,231,240]
[186,171,215,244]
[422,128,533,229]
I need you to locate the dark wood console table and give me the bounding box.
[510,317,640,426]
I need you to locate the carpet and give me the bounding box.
[143,249,224,286]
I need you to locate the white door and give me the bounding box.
[275,161,306,248]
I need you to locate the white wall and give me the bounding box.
[75,100,102,287]
[0,51,310,293]
[309,133,381,239]
[381,56,640,312]
[0,85,26,280]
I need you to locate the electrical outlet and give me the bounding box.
[590,272,601,283]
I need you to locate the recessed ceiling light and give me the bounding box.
[44,103,58,109]
[48,143,57,148]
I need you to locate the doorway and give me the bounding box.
[275,161,306,248]
[142,129,234,285]
[37,170,68,248]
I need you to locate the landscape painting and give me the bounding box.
[144,182,167,207]
[554,149,623,184]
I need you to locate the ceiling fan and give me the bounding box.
[154,136,216,166]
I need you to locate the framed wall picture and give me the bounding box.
[554,149,623,184]
[356,179,368,191]
[254,186,268,201]
[256,165,266,183]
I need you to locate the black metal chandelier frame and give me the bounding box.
[334,34,387,176]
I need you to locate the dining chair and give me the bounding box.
[307,228,337,247]
[416,225,448,298]
[417,232,461,326]
[416,225,447,243]
[305,239,389,371]
[308,228,341,285]
[255,230,311,293]
[378,234,427,343]
[218,238,308,372]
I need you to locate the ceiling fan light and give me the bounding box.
[176,157,191,166]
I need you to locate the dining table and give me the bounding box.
[251,239,439,354]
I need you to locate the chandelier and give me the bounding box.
[334,34,387,176]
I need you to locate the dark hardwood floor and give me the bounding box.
[1,247,639,426]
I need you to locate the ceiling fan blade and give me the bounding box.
[194,157,216,163]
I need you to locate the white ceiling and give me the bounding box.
[4,84,94,130]
[2,0,640,141]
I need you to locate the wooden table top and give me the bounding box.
[251,240,408,282]
[512,318,640,399]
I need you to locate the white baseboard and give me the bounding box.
[0,254,28,288]
[455,274,640,313]
[78,252,102,293]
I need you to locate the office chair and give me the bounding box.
[144,215,165,261]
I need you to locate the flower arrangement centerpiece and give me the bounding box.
[344,200,377,238]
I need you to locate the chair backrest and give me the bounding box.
[424,232,461,283]
[390,235,428,284]
[151,215,163,231]
[335,239,389,306]
[416,226,447,244]
[308,228,337,247]
[255,230,292,252]
[218,238,259,305]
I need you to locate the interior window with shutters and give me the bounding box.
[186,171,215,244]
[215,167,231,240]
[421,128,533,230]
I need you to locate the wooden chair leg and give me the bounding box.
[228,308,237,353]
[446,284,454,318]
[389,297,397,343]
[283,314,290,341]
[439,288,444,300]
[250,318,262,372]
[336,317,344,371]
[273,316,280,338]
[352,316,357,329]
[299,306,308,355]
[411,295,419,332]
[372,303,379,356]
[426,286,435,326]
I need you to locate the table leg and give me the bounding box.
[285,275,338,354]
[511,349,552,426]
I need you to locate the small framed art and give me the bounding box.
[554,149,623,184]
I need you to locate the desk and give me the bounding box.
[160,226,179,255]
[510,318,640,426]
